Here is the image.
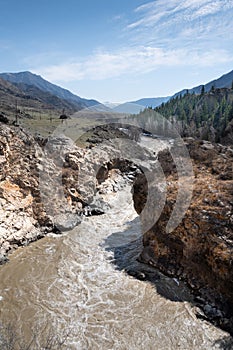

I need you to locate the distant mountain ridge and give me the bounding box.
[1,68,233,117]
[130,97,171,108]
[112,102,145,114]
[126,70,233,110]
[173,69,233,98]
[0,71,100,109]
[14,82,80,111]
[110,97,171,114]
[0,75,82,118]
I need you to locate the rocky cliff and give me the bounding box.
[134,138,233,331]
[1,122,233,332]
[0,124,91,262]
[0,123,138,263]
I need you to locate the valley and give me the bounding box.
[0,69,233,349]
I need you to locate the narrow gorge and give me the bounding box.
[0,122,233,348]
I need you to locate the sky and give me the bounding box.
[0,0,233,103]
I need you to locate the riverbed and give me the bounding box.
[0,181,228,349]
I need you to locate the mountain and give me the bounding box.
[112,102,145,114]
[13,82,81,110]
[130,97,171,108]
[0,76,83,116]
[103,101,121,109]
[127,70,233,110]
[0,71,100,109]
[0,77,43,114]
[173,69,233,98]
[109,98,171,114]
[155,86,233,144]
[0,76,24,98]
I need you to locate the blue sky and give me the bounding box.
[1,0,233,102]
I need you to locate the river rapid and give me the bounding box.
[0,185,229,349]
[0,136,229,349]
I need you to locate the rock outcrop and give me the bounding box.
[134,138,233,331]
[0,124,87,262]
[1,122,233,332]
[0,123,141,263]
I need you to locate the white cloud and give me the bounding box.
[31,0,233,86]
[127,0,233,43]
[33,47,232,83]
[112,14,124,21]
[194,2,221,17]
[133,0,233,20]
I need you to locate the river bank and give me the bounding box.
[0,181,230,349]
[0,122,233,347]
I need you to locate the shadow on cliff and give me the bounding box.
[103,216,195,303]
[103,216,233,342]
[213,336,233,349]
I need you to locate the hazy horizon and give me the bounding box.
[1,0,233,102]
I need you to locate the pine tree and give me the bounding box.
[210,85,215,93]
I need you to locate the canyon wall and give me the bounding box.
[0,124,138,263]
[134,139,233,328]
[0,124,89,262]
[1,123,233,331]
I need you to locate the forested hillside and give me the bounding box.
[155,86,233,144]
